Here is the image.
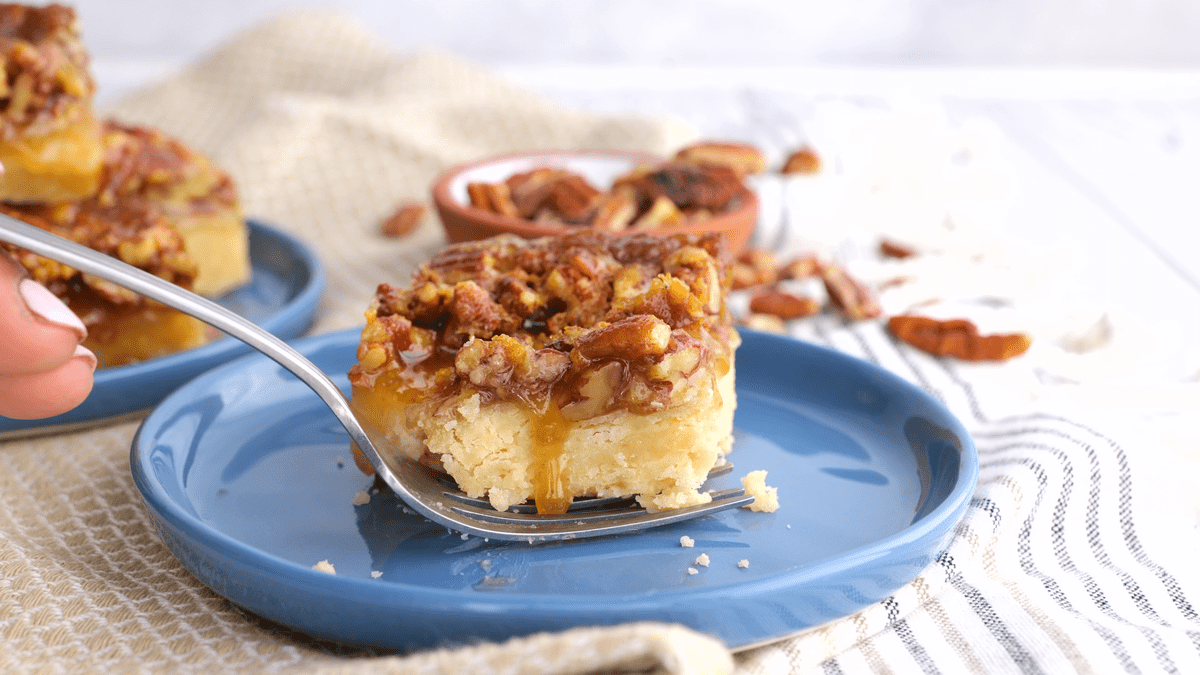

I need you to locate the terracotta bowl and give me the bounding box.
[431,149,758,252]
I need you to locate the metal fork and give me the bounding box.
[0,215,753,542]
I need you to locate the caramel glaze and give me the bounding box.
[349,230,736,515]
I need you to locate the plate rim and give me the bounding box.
[131,328,979,646]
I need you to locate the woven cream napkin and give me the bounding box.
[0,10,752,675]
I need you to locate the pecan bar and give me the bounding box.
[1,121,249,366]
[349,230,739,514]
[0,3,103,202]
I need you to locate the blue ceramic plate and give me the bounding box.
[131,329,977,652]
[0,220,324,439]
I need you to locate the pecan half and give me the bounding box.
[748,290,821,320]
[674,141,767,177]
[380,202,426,238]
[467,181,519,218]
[779,254,819,280]
[820,262,881,320]
[887,315,1031,362]
[781,146,821,175]
[574,315,672,361]
[879,238,917,259]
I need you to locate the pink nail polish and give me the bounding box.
[72,344,98,373]
[18,279,87,340]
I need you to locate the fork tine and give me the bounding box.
[438,460,739,514]
[450,488,752,526]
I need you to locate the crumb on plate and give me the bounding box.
[741,470,780,512]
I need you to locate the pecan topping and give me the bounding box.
[0,3,93,139]
[573,315,671,361]
[350,230,734,418]
[1,120,239,306]
[888,315,1031,361]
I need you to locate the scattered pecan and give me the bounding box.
[780,146,821,175]
[879,238,917,259]
[820,262,882,320]
[379,202,426,238]
[740,313,788,335]
[887,315,1032,362]
[729,248,778,290]
[749,290,821,320]
[779,254,819,280]
[674,141,767,177]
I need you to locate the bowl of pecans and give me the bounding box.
[431,147,759,252]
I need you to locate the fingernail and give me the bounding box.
[72,344,98,373]
[18,279,88,340]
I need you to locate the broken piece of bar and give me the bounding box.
[0,120,250,366]
[348,230,739,514]
[0,3,104,202]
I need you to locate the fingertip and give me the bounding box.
[0,276,88,375]
[0,354,95,420]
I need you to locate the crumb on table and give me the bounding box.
[680,535,695,548]
[312,560,336,575]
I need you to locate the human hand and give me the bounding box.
[0,248,96,419]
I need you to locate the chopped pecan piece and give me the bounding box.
[748,290,821,320]
[674,141,767,177]
[380,202,427,238]
[887,315,1032,362]
[820,262,881,320]
[781,146,821,175]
